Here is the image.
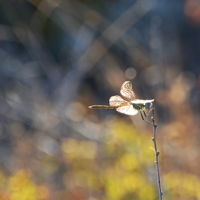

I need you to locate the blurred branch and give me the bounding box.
[13,24,58,81]
[60,0,154,68]
[77,0,155,71]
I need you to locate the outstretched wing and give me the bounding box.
[116,105,138,116]
[131,99,154,104]
[109,95,138,115]
[109,95,128,106]
[120,81,135,101]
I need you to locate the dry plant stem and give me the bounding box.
[151,108,163,200]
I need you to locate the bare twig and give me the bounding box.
[142,108,163,199]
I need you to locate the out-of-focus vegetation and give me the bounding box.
[0,0,200,199]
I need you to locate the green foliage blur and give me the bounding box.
[1,118,200,200]
[0,120,160,199]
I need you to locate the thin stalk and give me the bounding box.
[141,108,163,199]
[151,108,163,200]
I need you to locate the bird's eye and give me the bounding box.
[145,103,152,109]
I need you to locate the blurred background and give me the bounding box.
[0,0,200,199]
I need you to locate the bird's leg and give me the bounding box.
[140,110,153,125]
